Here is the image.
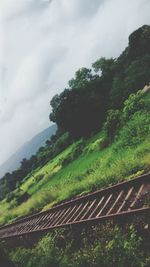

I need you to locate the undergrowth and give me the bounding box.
[9,224,150,267]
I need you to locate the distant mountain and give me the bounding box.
[0,124,57,178]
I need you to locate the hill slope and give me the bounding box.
[0,89,149,225]
[0,124,57,179]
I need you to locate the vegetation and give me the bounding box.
[9,224,150,267]
[0,89,149,225]
[50,25,150,137]
[0,25,150,267]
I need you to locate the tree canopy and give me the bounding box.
[50,25,150,138]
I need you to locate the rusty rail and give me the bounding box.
[0,173,150,239]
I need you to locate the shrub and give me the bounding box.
[6,189,30,205]
[61,140,86,167]
[10,235,60,267]
[104,109,121,140]
[6,192,16,202]
[53,133,73,156]
[104,90,147,141]
[34,174,44,182]
[10,225,150,267]
[72,139,86,158]
[123,90,146,121]
[61,155,72,167]
[116,111,150,148]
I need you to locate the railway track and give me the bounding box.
[0,173,150,239]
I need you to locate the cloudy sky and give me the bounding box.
[0,0,150,165]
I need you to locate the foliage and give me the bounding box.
[50,25,150,140]
[109,25,150,107]
[61,139,85,167]
[0,131,72,201]
[50,80,109,138]
[0,90,150,223]
[52,132,73,156]
[123,90,146,121]
[10,234,60,267]
[128,25,150,58]
[92,57,115,75]
[6,189,29,205]
[110,55,150,107]
[9,225,150,267]
[0,127,150,224]
[68,68,96,89]
[104,109,121,139]
[115,111,150,149]
[104,89,148,141]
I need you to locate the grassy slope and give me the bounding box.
[0,92,150,225]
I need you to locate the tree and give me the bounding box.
[128,25,150,59]
[92,57,115,76]
[110,55,150,108]
[50,79,109,138]
[68,67,96,89]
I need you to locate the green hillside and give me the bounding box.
[0,89,150,225]
[1,25,150,267]
[2,89,150,267]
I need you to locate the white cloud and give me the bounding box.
[0,0,150,165]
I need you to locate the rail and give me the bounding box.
[0,173,149,239]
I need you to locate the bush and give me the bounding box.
[10,235,60,267]
[6,189,30,205]
[34,174,44,183]
[104,109,121,140]
[6,192,16,202]
[53,133,73,156]
[123,90,146,121]
[29,190,57,212]
[61,140,86,167]
[116,111,150,148]
[10,225,150,267]
[104,90,148,141]
[61,155,72,167]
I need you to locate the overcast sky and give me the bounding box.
[0,0,150,165]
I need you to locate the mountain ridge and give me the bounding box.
[0,124,57,178]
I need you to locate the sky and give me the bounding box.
[0,0,150,165]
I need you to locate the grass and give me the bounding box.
[0,132,150,225]
[0,91,150,225]
[1,91,150,267]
